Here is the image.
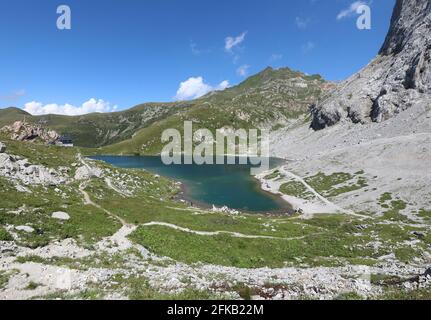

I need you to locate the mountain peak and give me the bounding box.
[261,66,274,73]
[235,66,323,91]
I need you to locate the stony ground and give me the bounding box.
[269,102,431,219]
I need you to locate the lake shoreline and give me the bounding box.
[174,175,294,216]
[91,155,293,215]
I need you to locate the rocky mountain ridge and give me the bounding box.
[203,67,332,128]
[311,0,431,130]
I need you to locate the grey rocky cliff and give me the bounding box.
[311,0,431,130]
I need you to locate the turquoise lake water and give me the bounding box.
[91,156,289,213]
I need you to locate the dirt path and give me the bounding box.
[77,153,129,226]
[77,154,311,240]
[76,155,382,242]
[79,182,129,226]
[271,168,429,228]
[78,181,308,241]
[104,177,131,197]
[278,167,369,219]
[141,221,312,241]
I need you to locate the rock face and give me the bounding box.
[0,147,68,187]
[74,165,103,180]
[0,121,60,143]
[311,0,431,130]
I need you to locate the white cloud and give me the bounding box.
[23,98,117,116]
[225,32,247,52]
[337,1,367,20]
[217,80,230,90]
[190,40,210,56]
[236,65,250,77]
[295,17,311,29]
[190,41,201,55]
[174,77,230,101]
[301,41,316,53]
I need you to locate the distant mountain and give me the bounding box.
[311,0,431,130]
[0,107,31,127]
[203,67,330,126]
[98,67,332,155]
[0,67,331,151]
[0,103,191,148]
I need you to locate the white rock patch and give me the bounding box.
[15,226,34,233]
[51,211,70,220]
[74,165,103,180]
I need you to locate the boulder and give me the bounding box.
[74,165,103,180]
[15,225,35,233]
[0,142,6,153]
[16,159,30,168]
[0,153,11,166]
[1,152,67,186]
[51,211,70,220]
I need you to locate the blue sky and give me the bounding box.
[0,0,395,115]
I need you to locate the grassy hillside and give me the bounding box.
[0,107,31,127]
[0,103,192,148]
[98,67,331,155]
[1,67,330,153]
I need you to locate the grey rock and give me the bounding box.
[0,142,6,153]
[74,165,103,180]
[15,184,31,193]
[51,211,70,220]
[311,0,431,130]
[16,159,30,168]
[0,153,11,165]
[412,231,426,238]
[15,225,35,233]
[0,241,17,254]
[0,151,68,186]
